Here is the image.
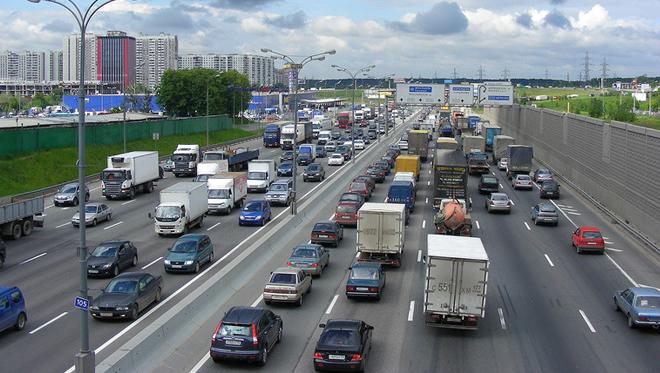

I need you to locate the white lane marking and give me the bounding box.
[498,307,507,330]
[422,220,426,229]
[510,200,515,206]
[638,284,660,291]
[383,197,387,202]
[189,355,210,373]
[557,204,574,208]
[604,241,614,245]
[566,212,581,216]
[425,197,428,204]
[141,256,163,270]
[19,252,48,265]
[45,204,54,209]
[61,207,70,210]
[544,254,555,267]
[325,294,339,314]
[579,309,597,333]
[103,221,123,230]
[417,250,422,263]
[206,222,221,231]
[605,248,623,253]
[56,222,70,229]
[29,312,68,335]
[427,181,430,186]
[603,236,610,239]
[407,301,415,321]
[549,200,578,228]
[90,186,101,192]
[250,295,264,308]
[605,253,639,287]
[469,197,473,205]
[499,183,504,189]
[492,172,496,176]
[121,200,136,206]
[475,220,480,230]
[524,222,531,230]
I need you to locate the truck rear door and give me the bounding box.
[357,212,380,253]
[424,257,455,314]
[455,259,488,317]
[380,212,402,254]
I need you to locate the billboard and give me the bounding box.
[396,83,446,105]
[448,85,474,106]
[477,83,514,105]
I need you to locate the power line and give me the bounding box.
[478,65,484,81]
[502,65,510,81]
[583,50,591,84]
[451,67,458,80]
[600,57,608,89]
[545,68,549,80]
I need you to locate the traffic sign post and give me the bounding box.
[477,83,514,106]
[448,85,474,106]
[395,83,446,105]
[74,296,89,311]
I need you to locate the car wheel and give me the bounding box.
[107,213,112,221]
[130,304,139,320]
[54,202,59,207]
[209,251,214,263]
[258,347,268,366]
[113,265,119,277]
[194,262,200,273]
[276,325,283,343]
[297,295,303,307]
[627,314,636,329]
[614,298,620,312]
[73,197,79,206]
[155,287,162,303]
[92,219,97,227]
[14,312,27,331]
[132,255,138,267]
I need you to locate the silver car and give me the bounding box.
[498,158,508,171]
[263,267,312,307]
[485,193,512,213]
[265,179,293,206]
[512,174,533,190]
[531,203,559,226]
[72,203,112,227]
[54,183,89,206]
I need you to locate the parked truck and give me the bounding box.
[355,203,406,267]
[432,149,468,210]
[433,199,472,236]
[247,160,275,192]
[407,130,430,161]
[152,182,208,236]
[207,172,248,214]
[493,135,515,163]
[281,122,313,149]
[506,145,533,179]
[101,151,160,199]
[0,197,44,240]
[461,135,485,154]
[172,144,202,177]
[203,147,259,172]
[424,234,489,330]
[263,123,282,147]
[394,155,421,181]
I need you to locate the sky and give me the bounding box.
[2,0,659,80]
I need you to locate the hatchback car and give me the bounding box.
[348,181,370,201]
[512,174,533,190]
[613,287,660,329]
[531,203,559,226]
[331,132,341,140]
[277,161,294,177]
[239,200,272,226]
[0,286,27,332]
[287,244,330,277]
[89,272,162,320]
[328,153,344,166]
[72,203,112,227]
[325,141,338,152]
[316,146,327,158]
[313,320,373,372]
[87,240,138,278]
[485,192,512,213]
[335,201,360,227]
[381,155,395,168]
[365,167,385,183]
[303,163,326,182]
[353,175,375,194]
[54,182,90,206]
[498,158,508,171]
[571,226,605,254]
[533,168,553,183]
[210,306,283,366]
[263,267,312,306]
[162,157,175,172]
[478,175,499,194]
[311,221,344,247]
[346,262,386,300]
[540,179,560,199]
[339,192,365,208]
[164,234,214,273]
[280,151,294,163]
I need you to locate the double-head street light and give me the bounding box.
[331,64,376,161]
[261,48,335,215]
[27,1,125,372]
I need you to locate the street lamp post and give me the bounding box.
[205,73,221,147]
[261,48,335,215]
[27,1,123,372]
[331,64,376,162]
[123,61,145,153]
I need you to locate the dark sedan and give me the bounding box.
[316,146,327,158]
[365,167,385,183]
[303,163,326,182]
[540,179,560,199]
[277,161,294,177]
[353,175,375,194]
[478,175,499,194]
[89,272,162,320]
[336,145,352,160]
[313,319,373,372]
[280,151,294,163]
[346,262,386,300]
[298,154,313,166]
[372,160,390,176]
[87,241,138,278]
[311,220,344,247]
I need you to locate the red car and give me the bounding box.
[335,201,360,226]
[353,175,375,194]
[571,227,605,254]
[348,181,371,201]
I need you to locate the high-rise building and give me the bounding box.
[19,51,45,82]
[63,33,97,82]
[136,33,178,90]
[177,53,274,86]
[0,50,20,81]
[96,31,136,90]
[45,50,63,82]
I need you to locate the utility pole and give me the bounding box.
[601,57,608,114]
[545,69,549,80]
[451,67,458,80]
[502,66,510,81]
[478,65,484,81]
[584,51,591,85]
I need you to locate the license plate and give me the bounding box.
[356,287,369,291]
[587,242,597,245]
[171,265,182,268]
[225,340,241,346]
[100,312,113,317]
[328,354,344,360]
[342,216,350,219]
[447,317,461,323]
[272,295,288,300]
[319,235,328,238]
[88,270,99,274]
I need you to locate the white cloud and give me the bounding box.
[573,4,609,30]
[240,17,268,33]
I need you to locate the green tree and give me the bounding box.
[48,87,63,105]
[588,98,603,118]
[30,93,48,109]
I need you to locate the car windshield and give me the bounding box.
[482,177,497,184]
[155,206,181,219]
[539,205,556,213]
[341,194,359,202]
[279,162,292,168]
[60,185,77,193]
[351,267,379,280]
[105,279,138,294]
[85,206,99,213]
[91,245,118,257]
[243,203,262,212]
[492,194,508,201]
[319,329,359,346]
[171,240,197,253]
[208,189,230,199]
[292,247,318,258]
[307,165,320,171]
[635,296,660,308]
[270,273,296,284]
[582,231,602,239]
[102,171,125,181]
[270,184,288,191]
[350,182,366,190]
[248,172,267,180]
[314,223,335,231]
[220,323,251,337]
[337,204,356,213]
[517,175,531,181]
[173,154,195,162]
[538,169,551,175]
[331,154,342,159]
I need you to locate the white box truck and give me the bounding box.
[356,203,406,267]
[492,135,515,162]
[247,160,275,193]
[101,151,160,199]
[461,135,485,154]
[207,172,248,214]
[172,144,202,177]
[424,235,489,330]
[194,161,227,182]
[152,182,208,236]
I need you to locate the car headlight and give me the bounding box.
[115,306,130,311]
[240,216,245,220]
[102,264,112,269]
[90,305,99,311]
[184,260,194,265]
[164,260,171,265]
[255,215,262,220]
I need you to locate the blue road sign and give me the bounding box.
[74,296,89,311]
[444,79,453,84]
[409,86,433,93]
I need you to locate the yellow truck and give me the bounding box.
[394,155,421,181]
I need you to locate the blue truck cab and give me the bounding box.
[263,124,281,147]
[387,181,416,214]
[0,286,27,332]
[441,124,453,138]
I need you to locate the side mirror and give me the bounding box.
[318,323,326,328]
[368,325,374,330]
[148,212,153,219]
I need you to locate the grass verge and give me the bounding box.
[0,128,259,197]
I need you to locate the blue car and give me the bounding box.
[0,286,27,332]
[277,161,294,177]
[239,200,272,226]
[164,234,214,273]
[345,262,386,300]
[613,287,660,329]
[315,146,327,158]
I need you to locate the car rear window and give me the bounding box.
[351,267,379,280]
[492,194,508,201]
[350,182,366,190]
[292,247,318,258]
[517,175,531,181]
[319,329,359,346]
[482,177,497,184]
[540,205,556,213]
[314,223,335,231]
[220,323,251,337]
[636,296,660,308]
[337,204,356,213]
[270,273,296,284]
[582,231,602,239]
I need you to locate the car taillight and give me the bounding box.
[314,352,323,359]
[211,321,222,342]
[638,316,648,321]
[346,286,356,291]
[328,234,336,239]
[369,287,379,293]
[311,263,318,268]
[351,354,362,361]
[251,324,259,346]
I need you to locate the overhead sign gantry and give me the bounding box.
[396,81,514,107]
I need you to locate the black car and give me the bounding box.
[311,220,344,247]
[298,154,313,166]
[90,272,162,320]
[373,160,390,175]
[210,306,282,366]
[540,179,560,199]
[0,239,5,269]
[313,319,373,372]
[365,167,385,183]
[478,175,499,194]
[87,241,138,278]
[303,163,326,182]
[368,130,377,140]
[336,145,352,160]
[280,151,294,163]
[331,132,341,140]
[277,161,294,177]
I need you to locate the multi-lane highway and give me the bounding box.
[1,109,659,373]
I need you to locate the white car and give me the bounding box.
[512,174,533,190]
[353,139,365,150]
[398,140,409,151]
[328,153,345,166]
[498,158,508,171]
